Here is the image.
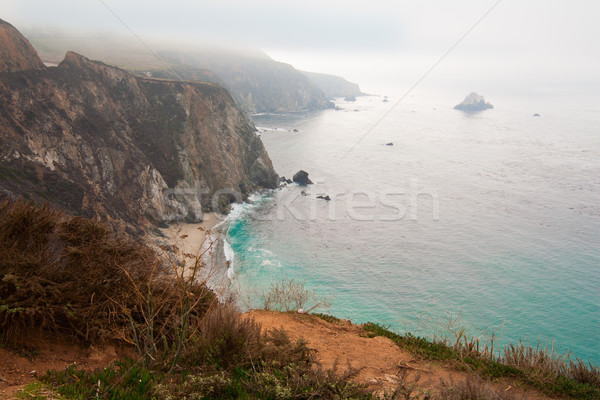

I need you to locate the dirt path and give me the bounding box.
[0,338,128,399]
[246,310,553,399]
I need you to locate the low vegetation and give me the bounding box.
[4,199,599,399]
[0,198,214,348]
[364,323,600,399]
[259,275,332,313]
[2,199,366,399]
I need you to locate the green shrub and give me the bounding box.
[312,312,343,324]
[42,359,157,400]
[363,323,457,361]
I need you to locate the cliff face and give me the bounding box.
[0,19,45,72]
[23,34,341,114]
[0,49,278,233]
[161,51,334,114]
[301,71,364,99]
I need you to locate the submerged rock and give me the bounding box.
[279,176,293,185]
[293,170,313,186]
[454,92,493,112]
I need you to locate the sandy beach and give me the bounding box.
[161,212,222,255]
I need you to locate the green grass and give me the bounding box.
[42,359,157,400]
[363,322,457,361]
[18,381,61,399]
[312,312,343,324]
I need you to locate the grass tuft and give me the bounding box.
[42,359,156,400]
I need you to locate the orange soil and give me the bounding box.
[0,311,556,399]
[0,336,131,399]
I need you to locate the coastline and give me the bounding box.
[160,212,221,255]
[160,212,234,296]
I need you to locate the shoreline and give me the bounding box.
[160,212,221,255]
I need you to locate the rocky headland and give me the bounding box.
[301,70,364,99]
[0,20,278,234]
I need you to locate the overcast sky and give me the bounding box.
[3,0,600,96]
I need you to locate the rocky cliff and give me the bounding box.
[301,71,364,99]
[0,19,45,72]
[0,29,278,234]
[161,50,334,114]
[24,34,342,114]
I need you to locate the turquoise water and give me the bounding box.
[225,93,600,363]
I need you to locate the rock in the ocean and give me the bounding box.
[454,92,493,112]
[344,96,357,102]
[293,170,313,185]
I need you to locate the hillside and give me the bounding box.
[0,19,44,72]
[301,70,365,99]
[248,311,554,399]
[0,23,278,234]
[24,34,337,114]
[160,50,335,113]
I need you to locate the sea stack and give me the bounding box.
[454,92,493,112]
[293,170,313,185]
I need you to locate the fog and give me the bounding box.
[3,0,599,98]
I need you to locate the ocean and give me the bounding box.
[221,90,600,364]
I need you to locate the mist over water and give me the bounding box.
[225,88,600,363]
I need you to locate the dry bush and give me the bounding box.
[380,369,430,400]
[246,328,368,399]
[437,375,525,400]
[260,275,332,312]
[569,359,600,388]
[0,199,215,346]
[259,327,315,368]
[502,341,568,384]
[157,325,368,399]
[182,302,262,370]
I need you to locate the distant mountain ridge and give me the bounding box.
[301,70,364,99]
[23,34,360,114]
[160,50,334,113]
